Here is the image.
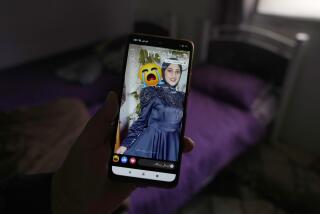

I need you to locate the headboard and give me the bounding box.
[199,23,310,144]
[199,24,309,87]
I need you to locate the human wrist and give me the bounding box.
[52,172,86,214]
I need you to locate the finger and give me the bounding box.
[182,136,194,153]
[79,91,119,148]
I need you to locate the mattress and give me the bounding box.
[129,89,265,214]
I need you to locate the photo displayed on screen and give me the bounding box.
[114,44,190,162]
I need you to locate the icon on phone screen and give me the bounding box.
[113,155,119,162]
[129,157,136,165]
[121,156,128,164]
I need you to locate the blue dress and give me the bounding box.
[122,85,185,161]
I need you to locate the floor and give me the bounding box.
[179,141,320,214]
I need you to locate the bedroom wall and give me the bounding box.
[133,0,222,62]
[1,0,222,69]
[133,0,216,37]
[251,14,320,154]
[0,0,133,70]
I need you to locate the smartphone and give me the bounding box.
[108,34,193,187]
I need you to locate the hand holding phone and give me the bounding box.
[52,92,194,213]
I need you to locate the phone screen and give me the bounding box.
[109,34,193,186]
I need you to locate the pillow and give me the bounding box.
[191,65,267,110]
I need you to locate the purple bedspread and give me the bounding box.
[1,64,265,214]
[128,89,265,214]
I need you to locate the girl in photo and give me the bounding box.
[116,58,185,161]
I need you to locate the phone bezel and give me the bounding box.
[108,33,194,188]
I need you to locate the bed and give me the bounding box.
[0,24,308,213]
[128,24,309,214]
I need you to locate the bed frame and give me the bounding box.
[198,23,309,143]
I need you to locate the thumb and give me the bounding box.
[79,91,119,149]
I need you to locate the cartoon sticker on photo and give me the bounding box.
[138,63,164,88]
